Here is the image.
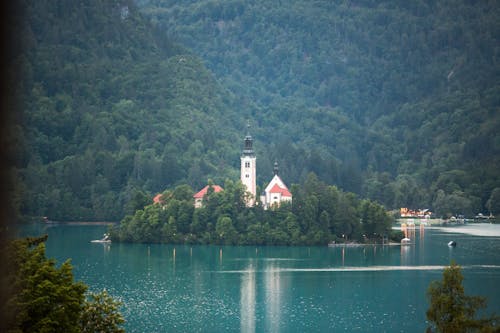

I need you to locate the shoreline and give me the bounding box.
[328,242,401,248]
[41,221,117,226]
[396,218,497,226]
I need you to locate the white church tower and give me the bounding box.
[240,123,256,206]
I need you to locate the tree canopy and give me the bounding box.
[426,262,499,333]
[136,0,500,218]
[1,236,125,333]
[4,0,500,223]
[112,174,395,246]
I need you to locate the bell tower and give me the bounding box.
[240,122,256,206]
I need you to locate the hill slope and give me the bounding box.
[137,0,500,216]
[6,0,500,221]
[9,0,243,221]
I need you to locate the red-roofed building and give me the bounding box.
[153,193,164,205]
[269,184,292,198]
[260,162,292,209]
[193,184,223,208]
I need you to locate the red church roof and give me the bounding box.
[153,193,164,204]
[269,184,292,197]
[193,185,223,199]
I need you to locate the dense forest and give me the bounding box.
[4,0,500,223]
[136,0,500,217]
[6,0,243,221]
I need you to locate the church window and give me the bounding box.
[245,174,249,178]
[245,162,250,168]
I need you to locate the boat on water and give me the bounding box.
[42,216,60,224]
[91,233,111,243]
[401,237,412,246]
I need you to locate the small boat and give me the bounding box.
[91,233,111,243]
[401,237,412,246]
[448,240,457,247]
[42,216,59,224]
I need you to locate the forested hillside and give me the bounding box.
[8,0,244,221]
[6,0,500,222]
[137,0,500,217]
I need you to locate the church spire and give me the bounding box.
[242,120,255,157]
[240,120,256,207]
[273,161,279,176]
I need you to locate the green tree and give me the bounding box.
[2,236,127,333]
[124,190,151,216]
[486,187,500,216]
[2,236,86,333]
[426,262,498,332]
[215,216,238,245]
[172,184,194,202]
[332,194,360,240]
[433,190,475,218]
[284,212,301,245]
[245,222,266,245]
[80,290,125,333]
[190,207,209,235]
[359,200,392,241]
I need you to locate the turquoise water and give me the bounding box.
[21,223,500,332]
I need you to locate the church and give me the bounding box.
[259,161,292,209]
[240,125,292,209]
[192,124,292,208]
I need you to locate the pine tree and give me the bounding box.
[426,262,498,332]
[2,235,86,333]
[80,290,125,333]
[1,235,126,333]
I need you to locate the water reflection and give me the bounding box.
[239,259,291,333]
[418,225,427,266]
[265,262,282,333]
[240,262,256,333]
[173,247,176,273]
[400,243,410,265]
[400,222,419,266]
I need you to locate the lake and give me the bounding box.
[20,223,500,332]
